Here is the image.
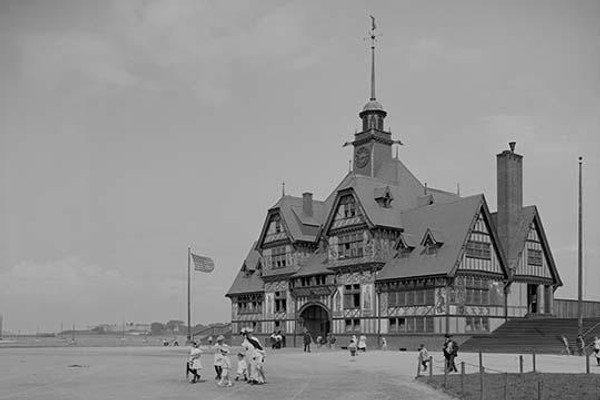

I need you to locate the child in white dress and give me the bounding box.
[235,352,248,381]
[187,342,202,383]
[217,346,232,387]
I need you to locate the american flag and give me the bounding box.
[190,253,215,273]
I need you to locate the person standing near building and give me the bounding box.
[303,329,312,353]
[577,334,586,356]
[443,334,458,373]
[380,337,387,351]
[593,336,600,366]
[358,334,367,352]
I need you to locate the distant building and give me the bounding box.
[226,30,562,345]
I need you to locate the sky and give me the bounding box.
[0,0,599,334]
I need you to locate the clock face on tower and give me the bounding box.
[355,147,370,168]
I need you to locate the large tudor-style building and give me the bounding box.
[226,33,562,348]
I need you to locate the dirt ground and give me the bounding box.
[0,346,452,400]
[1,346,598,400]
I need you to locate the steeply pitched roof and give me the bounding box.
[260,195,327,244]
[490,206,562,285]
[377,194,485,281]
[292,252,331,277]
[226,242,264,297]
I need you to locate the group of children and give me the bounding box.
[186,328,267,387]
[186,334,250,387]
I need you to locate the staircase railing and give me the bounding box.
[582,319,600,338]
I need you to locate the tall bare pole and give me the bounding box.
[187,247,191,342]
[577,157,583,333]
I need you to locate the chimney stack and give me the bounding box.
[302,192,313,217]
[496,142,523,258]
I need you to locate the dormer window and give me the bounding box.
[271,246,287,268]
[421,229,443,255]
[375,186,394,208]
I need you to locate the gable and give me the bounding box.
[259,212,290,246]
[513,219,553,280]
[456,211,504,275]
[328,193,368,232]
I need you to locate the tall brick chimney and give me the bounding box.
[302,192,313,217]
[496,141,523,257]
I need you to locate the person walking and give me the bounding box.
[216,346,233,387]
[186,341,202,383]
[241,328,266,384]
[213,335,226,381]
[417,344,429,372]
[593,336,600,366]
[443,334,458,373]
[348,337,358,360]
[303,329,312,353]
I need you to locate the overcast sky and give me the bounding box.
[1,0,599,334]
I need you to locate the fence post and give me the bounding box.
[479,352,485,400]
[461,361,465,396]
[503,372,508,400]
[586,353,590,374]
[537,379,542,400]
[444,363,448,388]
[429,356,433,378]
[532,350,536,373]
[519,355,523,374]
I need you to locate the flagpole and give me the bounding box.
[187,247,191,342]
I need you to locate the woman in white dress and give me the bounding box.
[240,328,266,384]
[358,334,367,352]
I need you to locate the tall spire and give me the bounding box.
[369,15,377,101]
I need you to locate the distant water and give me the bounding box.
[0,334,188,348]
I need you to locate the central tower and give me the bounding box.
[352,17,394,177]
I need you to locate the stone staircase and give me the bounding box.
[460,317,600,354]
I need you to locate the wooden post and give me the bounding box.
[480,366,485,400]
[444,363,448,388]
[461,361,465,396]
[532,350,536,373]
[519,355,524,374]
[429,356,433,378]
[479,352,485,400]
[503,373,508,400]
[586,353,590,374]
[537,379,542,400]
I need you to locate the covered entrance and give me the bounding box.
[298,303,330,340]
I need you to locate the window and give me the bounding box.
[344,318,360,332]
[465,316,489,332]
[272,246,287,268]
[465,277,489,305]
[314,275,327,285]
[337,232,364,259]
[388,317,432,333]
[237,298,263,314]
[274,291,287,313]
[339,196,358,219]
[465,240,491,260]
[528,248,543,266]
[387,288,435,307]
[344,284,361,309]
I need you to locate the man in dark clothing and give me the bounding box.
[443,334,459,373]
[303,330,312,353]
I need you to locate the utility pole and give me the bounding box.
[577,157,584,334]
